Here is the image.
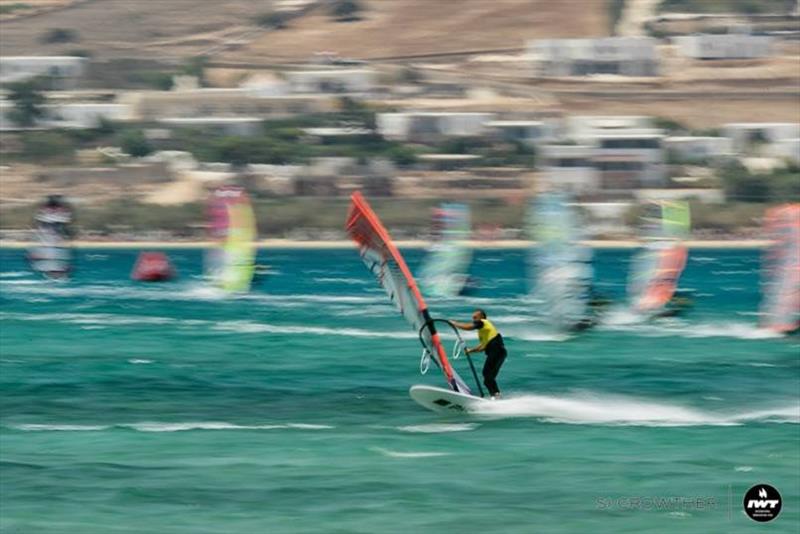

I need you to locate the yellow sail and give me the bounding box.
[220,193,257,292]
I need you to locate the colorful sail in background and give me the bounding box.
[760,203,800,334]
[419,203,473,298]
[346,191,472,394]
[528,192,593,331]
[628,201,690,314]
[27,195,74,280]
[205,186,257,292]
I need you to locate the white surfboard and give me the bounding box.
[409,384,487,414]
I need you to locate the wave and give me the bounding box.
[0,271,30,278]
[13,424,109,431]
[599,318,781,340]
[312,277,368,285]
[511,332,571,342]
[396,423,478,433]
[1,312,415,339]
[212,320,415,339]
[371,447,451,458]
[0,281,386,307]
[8,421,336,432]
[471,392,800,426]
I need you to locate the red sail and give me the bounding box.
[346,192,471,394]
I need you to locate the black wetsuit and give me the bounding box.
[474,319,507,396]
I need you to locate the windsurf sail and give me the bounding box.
[527,192,593,331]
[760,204,800,333]
[419,203,473,298]
[628,201,690,314]
[346,191,473,394]
[205,186,257,292]
[27,195,73,280]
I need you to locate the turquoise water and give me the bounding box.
[1,248,798,533]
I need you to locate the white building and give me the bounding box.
[284,69,377,95]
[723,123,800,153]
[528,37,659,77]
[157,117,264,137]
[673,33,773,60]
[569,116,665,189]
[664,136,734,161]
[377,112,495,142]
[0,56,88,89]
[124,89,336,120]
[485,120,556,146]
[0,101,130,131]
[766,138,800,164]
[538,145,598,194]
[538,116,667,194]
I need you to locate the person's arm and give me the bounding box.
[465,343,486,355]
[450,320,476,330]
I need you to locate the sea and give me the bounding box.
[0,247,798,533]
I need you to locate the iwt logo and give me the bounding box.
[743,484,782,522]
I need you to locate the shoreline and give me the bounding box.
[0,239,771,249]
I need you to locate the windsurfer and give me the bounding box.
[35,195,73,239]
[450,309,507,399]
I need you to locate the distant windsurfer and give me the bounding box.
[451,309,507,399]
[35,195,73,240]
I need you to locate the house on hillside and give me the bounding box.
[0,101,130,131]
[723,123,800,153]
[284,69,377,96]
[527,37,659,77]
[664,136,734,162]
[0,56,88,89]
[538,145,598,194]
[485,120,556,146]
[376,112,494,142]
[125,89,336,120]
[672,32,773,60]
[537,116,666,195]
[157,117,264,137]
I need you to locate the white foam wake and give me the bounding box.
[471,392,800,427]
[9,421,335,432]
[371,447,451,458]
[600,317,782,340]
[396,423,478,433]
[1,312,415,339]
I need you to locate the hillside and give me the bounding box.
[0,0,277,60]
[225,0,610,63]
[0,0,610,62]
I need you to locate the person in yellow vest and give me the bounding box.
[451,309,507,399]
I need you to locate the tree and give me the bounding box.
[255,11,289,29]
[20,132,76,163]
[41,28,78,44]
[330,0,363,21]
[6,78,47,127]
[719,161,769,202]
[119,130,153,158]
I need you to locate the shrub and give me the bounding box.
[119,130,153,158]
[41,28,78,44]
[255,11,289,29]
[330,0,363,22]
[20,131,76,162]
[6,78,47,127]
